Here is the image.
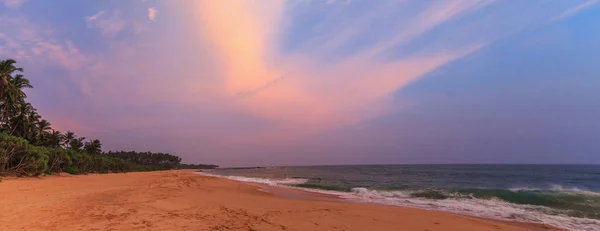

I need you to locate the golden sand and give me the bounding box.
[0,170,563,231]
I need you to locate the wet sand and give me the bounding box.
[0,170,564,231]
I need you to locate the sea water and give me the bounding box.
[199,165,600,231]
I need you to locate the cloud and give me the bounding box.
[187,0,489,133]
[148,7,157,21]
[84,10,145,38]
[326,0,350,4]
[84,10,126,38]
[54,0,498,141]
[85,10,106,22]
[551,0,599,21]
[0,15,89,71]
[2,0,26,8]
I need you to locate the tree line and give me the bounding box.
[0,59,217,177]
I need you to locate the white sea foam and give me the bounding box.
[550,184,600,196]
[509,184,600,196]
[196,172,308,185]
[196,172,600,231]
[341,188,600,231]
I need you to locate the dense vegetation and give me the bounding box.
[0,59,217,177]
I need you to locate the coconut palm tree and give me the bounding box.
[70,137,85,151]
[7,74,32,98]
[0,59,23,100]
[7,102,34,137]
[35,119,52,145]
[25,109,41,142]
[63,131,75,149]
[46,130,64,148]
[0,60,32,135]
[0,59,24,125]
[5,74,32,123]
[84,139,102,155]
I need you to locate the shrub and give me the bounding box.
[25,145,50,176]
[67,150,92,173]
[0,133,29,175]
[65,166,79,175]
[0,134,49,176]
[48,148,70,173]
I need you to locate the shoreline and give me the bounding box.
[209,173,566,231]
[254,184,558,231]
[0,170,566,231]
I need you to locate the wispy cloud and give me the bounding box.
[85,10,105,22]
[2,0,26,8]
[187,0,489,132]
[551,0,599,21]
[0,15,89,71]
[60,0,510,141]
[326,0,350,4]
[84,10,127,38]
[84,10,145,38]
[359,0,495,58]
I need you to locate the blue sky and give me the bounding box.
[1,0,599,166]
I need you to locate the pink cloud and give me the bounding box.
[0,15,90,71]
[184,0,486,134]
[52,1,492,145]
[2,0,26,8]
[148,8,157,21]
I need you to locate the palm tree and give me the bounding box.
[0,59,23,126]
[63,131,75,148]
[37,119,51,133]
[7,102,34,136]
[47,130,64,148]
[70,137,85,151]
[0,60,32,134]
[4,74,32,124]
[25,109,40,142]
[0,59,23,100]
[7,74,32,98]
[84,139,102,155]
[35,119,52,145]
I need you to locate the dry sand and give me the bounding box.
[0,170,564,231]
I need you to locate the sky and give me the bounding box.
[1,0,599,166]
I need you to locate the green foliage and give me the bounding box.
[0,133,48,176]
[84,139,102,155]
[0,132,218,176]
[25,145,49,175]
[69,137,85,151]
[0,58,217,177]
[105,151,182,170]
[48,148,69,173]
[64,166,79,175]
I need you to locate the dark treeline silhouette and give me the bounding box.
[178,163,219,169]
[0,58,217,177]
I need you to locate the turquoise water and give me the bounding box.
[203,165,600,231]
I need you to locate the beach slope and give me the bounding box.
[0,170,562,231]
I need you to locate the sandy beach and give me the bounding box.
[0,170,563,231]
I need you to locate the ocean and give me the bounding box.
[199,165,600,231]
